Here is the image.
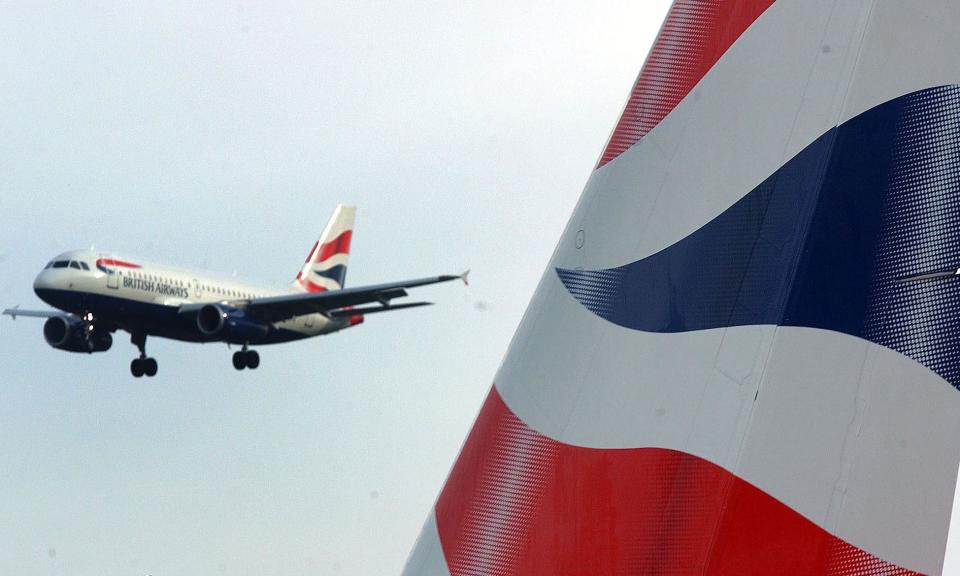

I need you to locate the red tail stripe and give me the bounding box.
[315,230,352,262]
[435,386,919,576]
[597,0,775,168]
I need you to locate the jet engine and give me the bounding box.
[196,303,269,343]
[43,316,112,353]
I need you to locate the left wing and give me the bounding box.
[236,271,468,324]
[2,306,70,320]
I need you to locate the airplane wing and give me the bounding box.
[240,271,468,323]
[2,306,70,320]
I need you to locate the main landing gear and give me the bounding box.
[130,332,158,378]
[232,344,260,371]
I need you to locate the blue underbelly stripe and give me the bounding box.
[35,288,309,345]
[558,85,960,390]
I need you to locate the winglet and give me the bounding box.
[4,305,20,320]
[460,269,470,286]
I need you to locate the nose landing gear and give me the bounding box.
[130,357,158,377]
[232,344,260,370]
[130,332,158,378]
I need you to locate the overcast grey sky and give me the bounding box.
[0,2,674,574]
[3,2,960,575]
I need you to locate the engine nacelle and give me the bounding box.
[43,316,112,353]
[196,303,268,343]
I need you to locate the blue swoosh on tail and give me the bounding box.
[558,85,960,390]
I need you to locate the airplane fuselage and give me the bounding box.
[33,250,354,346]
[7,203,461,377]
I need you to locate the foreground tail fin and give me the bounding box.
[294,204,355,293]
[405,1,960,574]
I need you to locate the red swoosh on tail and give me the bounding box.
[435,386,920,575]
[316,230,352,262]
[598,0,776,168]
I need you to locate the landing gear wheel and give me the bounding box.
[246,350,260,369]
[233,351,247,370]
[130,332,153,378]
[143,357,158,377]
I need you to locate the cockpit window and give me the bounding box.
[45,262,54,269]
[52,261,69,269]
[69,261,81,270]
[79,262,90,271]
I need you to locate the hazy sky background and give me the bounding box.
[0,2,671,574]
[2,2,960,575]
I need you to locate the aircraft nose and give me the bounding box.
[33,269,54,295]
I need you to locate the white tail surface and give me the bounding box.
[294,204,355,293]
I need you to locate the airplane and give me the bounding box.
[3,204,466,377]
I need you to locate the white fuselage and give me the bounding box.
[33,249,348,344]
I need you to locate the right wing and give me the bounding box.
[190,271,469,324]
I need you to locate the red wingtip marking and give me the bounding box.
[435,386,920,575]
[597,0,775,168]
[349,314,364,326]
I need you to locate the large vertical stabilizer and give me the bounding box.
[405,1,960,574]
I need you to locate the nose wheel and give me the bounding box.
[232,346,260,370]
[130,332,158,378]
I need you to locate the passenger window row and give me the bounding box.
[202,284,252,299]
[41,260,257,300]
[114,271,258,300]
[128,271,185,287]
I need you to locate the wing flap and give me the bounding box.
[328,301,433,318]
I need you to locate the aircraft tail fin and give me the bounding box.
[404,1,960,574]
[293,204,355,293]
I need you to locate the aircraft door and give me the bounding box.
[103,254,120,289]
[192,279,203,300]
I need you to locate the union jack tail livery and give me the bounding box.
[295,204,355,293]
[405,1,960,574]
